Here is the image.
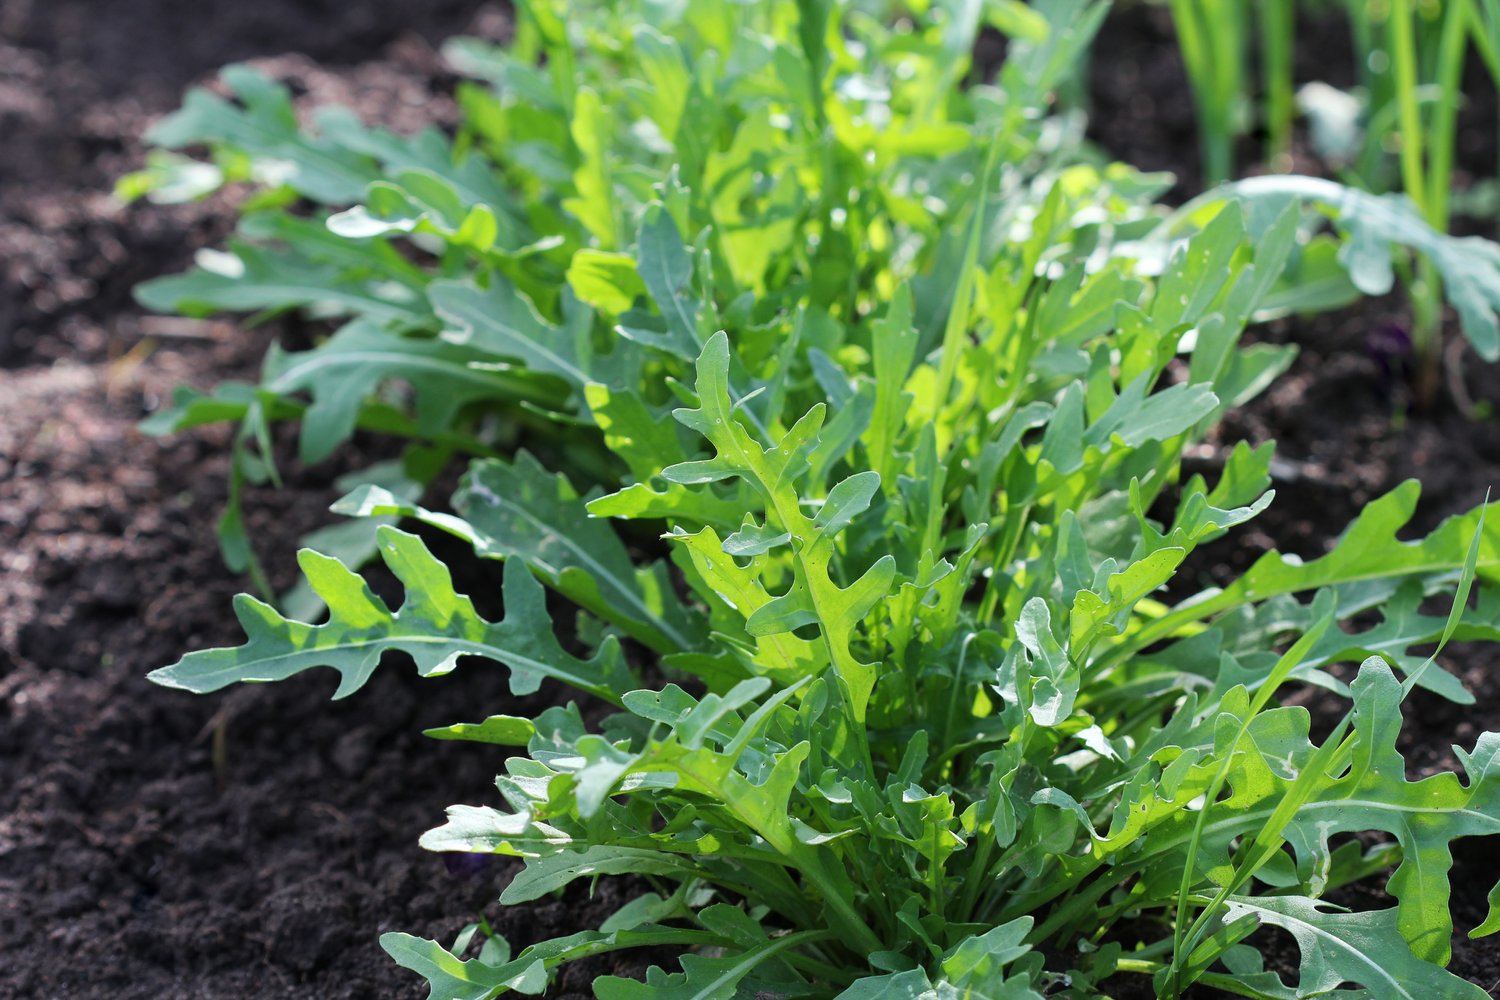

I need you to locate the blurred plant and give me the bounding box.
[1170,0,1500,407]
[1383,0,1474,403]
[1168,0,1297,185]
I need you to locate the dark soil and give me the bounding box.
[2,1,1499,998]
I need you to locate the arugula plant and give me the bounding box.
[154,203,1500,997]
[139,0,1500,997]
[121,0,1108,608]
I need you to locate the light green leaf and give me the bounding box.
[567,249,646,314]
[672,332,895,718]
[583,382,686,480]
[424,715,537,745]
[563,87,617,247]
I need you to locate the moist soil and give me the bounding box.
[1,1,1498,997]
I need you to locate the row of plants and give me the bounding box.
[129,1,1500,996]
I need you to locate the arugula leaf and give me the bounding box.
[430,278,595,390]
[381,932,545,1000]
[336,453,703,653]
[135,240,430,328]
[150,527,631,702]
[1219,895,1488,999]
[261,319,550,464]
[146,64,379,203]
[671,333,896,719]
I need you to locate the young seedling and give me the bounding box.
[1169,0,1295,182]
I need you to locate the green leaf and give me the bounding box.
[424,715,537,745]
[452,455,703,651]
[383,926,717,1000]
[1305,664,1500,965]
[339,453,704,653]
[567,249,646,314]
[814,471,882,539]
[148,527,630,701]
[593,931,827,1000]
[668,525,822,682]
[671,332,895,719]
[1236,482,1500,600]
[940,917,1034,987]
[380,932,545,1000]
[135,241,429,328]
[430,277,593,389]
[1134,482,1500,659]
[583,382,687,480]
[723,519,792,557]
[863,287,918,486]
[258,318,549,464]
[985,0,1050,41]
[1015,598,1077,727]
[564,87,617,247]
[327,171,519,252]
[1204,176,1500,359]
[281,462,421,619]
[500,846,701,904]
[1084,380,1219,449]
[1219,895,1488,999]
[147,65,378,203]
[634,205,703,358]
[833,970,935,999]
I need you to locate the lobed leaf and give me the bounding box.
[150,527,630,701]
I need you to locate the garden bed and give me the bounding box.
[2,2,1498,997]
